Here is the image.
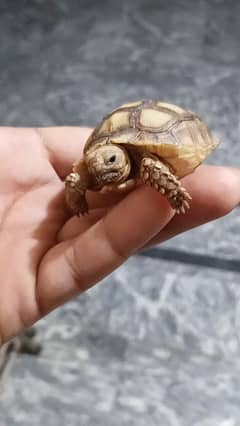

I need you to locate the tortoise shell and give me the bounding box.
[84,100,219,178]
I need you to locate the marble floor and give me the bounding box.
[0,0,239,425]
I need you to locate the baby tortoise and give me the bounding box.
[65,100,219,215]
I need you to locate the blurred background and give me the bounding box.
[0,0,240,425]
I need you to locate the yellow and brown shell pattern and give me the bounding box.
[84,100,219,178]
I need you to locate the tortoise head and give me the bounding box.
[85,144,131,187]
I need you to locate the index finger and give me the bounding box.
[36,126,93,178]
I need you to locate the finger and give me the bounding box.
[37,186,174,315]
[58,208,108,241]
[146,165,240,247]
[60,186,137,239]
[86,190,126,210]
[69,165,240,249]
[36,126,93,178]
[59,165,240,244]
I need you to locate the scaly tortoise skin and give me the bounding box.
[65,100,219,215]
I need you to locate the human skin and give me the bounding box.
[0,126,239,345]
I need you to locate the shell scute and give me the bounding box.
[139,108,173,129]
[84,100,219,176]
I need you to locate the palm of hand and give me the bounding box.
[0,126,129,343]
[0,128,68,342]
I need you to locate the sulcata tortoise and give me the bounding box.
[65,100,219,215]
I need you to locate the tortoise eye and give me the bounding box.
[108,155,116,163]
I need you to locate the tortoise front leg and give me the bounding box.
[65,172,89,215]
[65,160,92,215]
[140,156,192,214]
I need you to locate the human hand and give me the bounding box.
[0,126,239,344]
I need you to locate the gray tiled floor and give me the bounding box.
[0,0,239,425]
[1,258,240,425]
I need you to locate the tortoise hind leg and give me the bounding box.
[140,155,192,214]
